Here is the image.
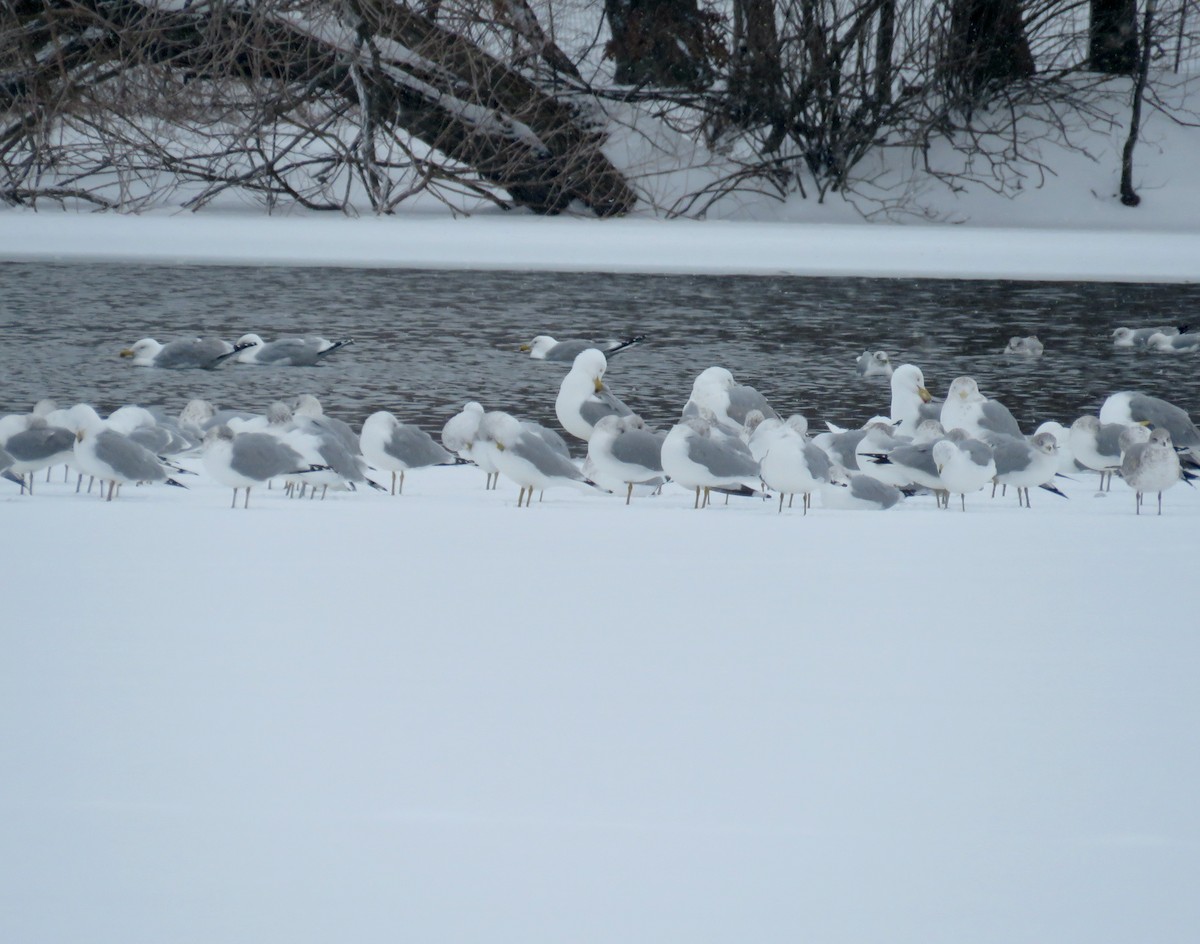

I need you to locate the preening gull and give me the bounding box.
[442,401,498,489]
[233,333,354,365]
[889,364,939,434]
[119,337,240,369]
[586,414,666,504]
[1068,415,1130,491]
[1099,391,1200,455]
[855,350,893,378]
[661,417,761,508]
[477,411,599,507]
[520,334,645,361]
[1121,428,1183,515]
[1146,331,1200,354]
[555,348,635,442]
[360,411,456,495]
[940,376,1023,439]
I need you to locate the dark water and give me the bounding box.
[2,262,1199,438]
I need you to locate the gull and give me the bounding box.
[555,348,635,442]
[933,435,996,511]
[586,414,666,504]
[477,411,599,507]
[1034,421,1079,475]
[682,366,779,431]
[661,417,761,509]
[1068,415,1131,491]
[233,333,354,366]
[272,402,380,497]
[889,364,939,434]
[940,376,1023,439]
[1146,331,1200,354]
[520,334,645,361]
[1004,335,1044,356]
[988,431,1064,507]
[861,432,947,504]
[759,417,832,513]
[119,337,241,369]
[855,350,893,378]
[291,395,361,455]
[819,467,903,511]
[1099,391,1200,457]
[202,425,330,509]
[1121,428,1183,515]
[73,416,188,501]
[442,401,498,489]
[360,411,457,495]
[1112,325,1186,348]
[3,416,76,494]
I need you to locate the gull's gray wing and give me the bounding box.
[544,339,591,361]
[803,441,832,480]
[611,429,665,472]
[579,391,634,428]
[849,474,901,508]
[727,384,779,424]
[385,425,453,467]
[988,435,1031,476]
[231,433,304,480]
[5,426,74,462]
[154,338,232,369]
[978,401,1022,438]
[253,338,322,365]
[687,433,759,479]
[94,430,166,481]
[512,433,585,479]
[886,443,938,478]
[1126,394,1200,448]
[1095,422,1128,461]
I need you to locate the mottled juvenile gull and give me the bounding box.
[1121,428,1183,515]
[855,350,893,378]
[1004,336,1044,356]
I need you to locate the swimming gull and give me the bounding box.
[233,333,354,366]
[1004,336,1044,356]
[520,334,645,361]
[360,411,457,495]
[855,350,894,378]
[586,414,666,504]
[661,417,761,509]
[119,337,242,369]
[940,376,1023,439]
[1111,325,1185,348]
[555,348,635,442]
[1120,428,1183,515]
[1146,331,1200,354]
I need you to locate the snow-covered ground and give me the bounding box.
[3,458,1198,944]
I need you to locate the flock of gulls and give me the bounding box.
[2,326,1198,515]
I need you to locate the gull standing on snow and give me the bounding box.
[442,401,499,489]
[661,417,761,509]
[988,431,1064,507]
[932,435,996,511]
[478,411,599,507]
[1121,428,1183,515]
[233,333,354,365]
[119,337,241,369]
[1068,415,1132,491]
[555,348,635,442]
[73,412,188,501]
[202,425,329,509]
[2,416,76,494]
[520,334,645,361]
[940,376,1023,439]
[586,414,666,504]
[759,416,832,513]
[360,412,457,495]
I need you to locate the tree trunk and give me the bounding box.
[1089,0,1139,74]
[728,0,782,129]
[1120,0,1157,206]
[946,0,1035,100]
[604,0,716,90]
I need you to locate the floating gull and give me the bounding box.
[520,334,645,362]
[988,431,1064,507]
[1121,428,1183,515]
[1004,336,1044,356]
[661,417,761,509]
[1099,391,1200,456]
[555,349,635,442]
[360,411,456,495]
[940,376,1023,439]
[233,333,354,366]
[855,350,893,378]
[119,337,241,369]
[1112,325,1186,348]
[478,411,599,507]
[586,414,666,503]
[1146,331,1200,354]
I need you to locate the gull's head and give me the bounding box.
[521,336,557,357]
[1119,425,1150,452]
[947,376,981,403]
[292,394,323,417]
[478,411,521,449]
[1030,432,1058,455]
[932,439,957,473]
[785,414,809,436]
[891,364,931,402]
[120,338,159,360]
[1070,414,1099,435]
[1112,327,1134,343]
[913,419,945,443]
[236,333,265,348]
[203,424,236,446]
[266,401,293,426]
[1148,428,1174,449]
[569,348,609,387]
